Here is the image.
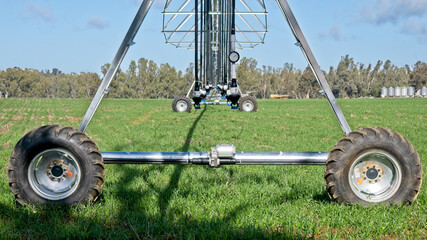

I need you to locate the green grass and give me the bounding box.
[0,98,426,239]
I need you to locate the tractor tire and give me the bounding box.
[172,96,192,112]
[325,127,422,205]
[8,125,104,205]
[238,96,258,112]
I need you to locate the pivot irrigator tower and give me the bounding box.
[164,0,267,112]
[7,0,422,206]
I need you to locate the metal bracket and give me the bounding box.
[209,147,220,168]
[209,144,236,168]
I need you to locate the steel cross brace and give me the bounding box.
[276,0,351,134]
[79,0,351,135]
[78,0,155,132]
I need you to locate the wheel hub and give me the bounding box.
[51,166,63,177]
[176,100,188,112]
[348,151,401,202]
[361,162,383,184]
[242,100,254,112]
[366,168,378,179]
[46,160,69,182]
[28,148,81,200]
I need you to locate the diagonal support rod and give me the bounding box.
[79,0,154,132]
[276,0,351,135]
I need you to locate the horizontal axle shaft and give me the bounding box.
[101,150,328,166]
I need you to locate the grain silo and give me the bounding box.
[401,87,408,97]
[388,87,395,97]
[395,87,402,97]
[408,87,415,97]
[381,87,388,98]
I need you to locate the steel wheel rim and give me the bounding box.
[28,148,81,200]
[176,99,189,112]
[242,99,254,112]
[348,150,402,202]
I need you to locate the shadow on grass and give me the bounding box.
[0,201,306,239]
[313,191,331,203]
[157,105,207,220]
[110,106,208,216]
[98,105,308,238]
[0,106,309,238]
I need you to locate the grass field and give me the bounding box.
[0,98,426,239]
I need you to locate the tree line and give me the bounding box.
[237,55,426,99]
[0,56,426,99]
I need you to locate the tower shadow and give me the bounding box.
[158,105,207,219]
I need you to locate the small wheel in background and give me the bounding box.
[238,96,258,112]
[8,125,105,205]
[325,127,422,205]
[172,96,192,112]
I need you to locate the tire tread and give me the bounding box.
[238,96,258,112]
[7,125,105,205]
[172,96,192,112]
[324,127,422,205]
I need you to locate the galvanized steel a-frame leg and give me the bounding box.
[78,0,351,135]
[79,0,155,132]
[276,0,351,135]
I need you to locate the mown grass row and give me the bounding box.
[0,98,426,239]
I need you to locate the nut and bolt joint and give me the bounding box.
[209,144,236,168]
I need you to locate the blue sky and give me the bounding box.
[0,0,426,74]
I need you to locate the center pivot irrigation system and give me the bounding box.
[166,0,266,112]
[8,0,422,205]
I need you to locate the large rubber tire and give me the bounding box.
[325,127,422,205]
[172,96,192,112]
[238,96,258,112]
[8,125,104,205]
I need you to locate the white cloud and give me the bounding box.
[401,18,427,41]
[359,0,427,41]
[319,24,343,41]
[360,0,427,24]
[87,17,109,29]
[25,3,54,22]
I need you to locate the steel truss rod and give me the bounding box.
[237,13,264,41]
[166,7,195,42]
[163,1,267,49]
[163,0,192,29]
[239,0,267,29]
[276,0,351,135]
[79,0,154,132]
[174,45,257,49]
[101,151,328,165]
[163,11,267,15]
[162,30,267,33]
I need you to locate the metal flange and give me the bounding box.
[209,144,236,168]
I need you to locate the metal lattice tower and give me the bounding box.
[162,0,267,89]
[162,0,267,49]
